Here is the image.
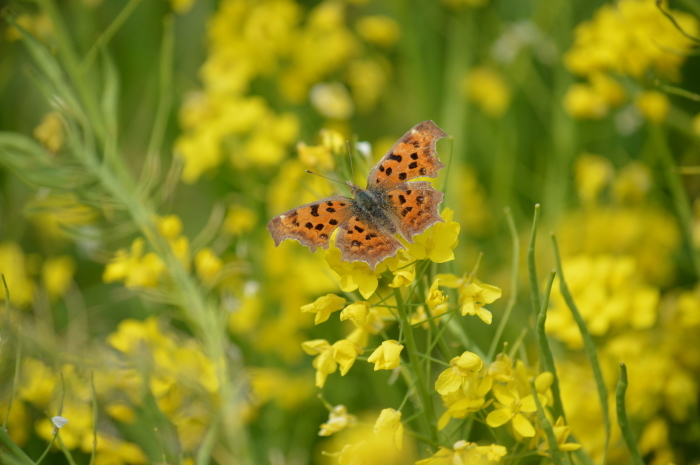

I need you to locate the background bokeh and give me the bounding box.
[2,0,700,464]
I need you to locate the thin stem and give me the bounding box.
[89,372,97,465]
[615,363,645,465]
[488,207,519,361]
[530,380,563,465]
[527,204,542,320]
[394,288,438,445]
[82,0,145,71]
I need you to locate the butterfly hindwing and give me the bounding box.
[267,196,352,252]
[367,120,448,189]
[386,182,444,241]
[335,215,405,269]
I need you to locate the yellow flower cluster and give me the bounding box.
[563,0,698,120]
[175,0,395,182]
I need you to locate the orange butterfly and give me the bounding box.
[267,121,448,269]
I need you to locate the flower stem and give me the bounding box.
[616,363,645,465]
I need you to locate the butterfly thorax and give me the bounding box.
[351,187,397,235]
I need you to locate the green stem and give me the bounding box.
[530,380,563,465]
[552,234,610,465]
[81,0,144,71]
[488,207,519,361]
[536,270,566,422]
[527,204,542,320]
[615,363,644,465]
[394,288,438,445]
[0,428,35,465]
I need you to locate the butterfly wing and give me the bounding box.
[367,120,448,189]
[267,196,352,252]
[386,181,445,242]
[335,215,405,270]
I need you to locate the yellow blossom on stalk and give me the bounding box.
[247,368,314,411]
[574,153,614,205]
[157,214,183,239]
[42,255,76,300]
[635,90,670,123]
[345,308,386,347]
[388,263,415,288]
[326,246,383,298]
[103,238,165,288]
[302,339,362,387]
[18,358,58,408]
[0,242,35,307]
[438,373,493,430]
[488,352,515,383]
[416,440,506,464]
[319,405,358,436]
[33,111,64,153]
[537,417,582,456]
[340,301,371,326]
[195,248,223,284]
[457,282,502,324]
[302,294,347,324]
[374,408,403,449]
[486,384,543,437]
[222,205,258,235]
[333,339,364,375]
[367,340,403,370]
[435,351,484,395]
[80,433,147,465]
[426,279,448,312]
[355,16,400,48]
[563,84,608,119]
[463,66,511,118]
[406,208,460,263]
[564,0,698,80]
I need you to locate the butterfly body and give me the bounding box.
[267,121,448,269]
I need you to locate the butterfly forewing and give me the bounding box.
[335,215,405,269]
[267,196,352,252]
[367,120,448,189]
[386,181,444,241]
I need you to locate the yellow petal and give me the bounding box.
[435,368,462,395]
[479,284,502,303]
[512,413,536,437]
[492,384,516,405]
[486,409,512,428]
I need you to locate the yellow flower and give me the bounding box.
[167,0,196,14]
[388,262,416,288]
[302,339,336,388]
[367,340,403,370]
[332,339,364,375]
[537,417,582,456]
[41,255,76,300]
[692,113,700,137]
[33,111,64,153]
[463,66,511,117]
[426,278,448,312]
[635,90,670,123]
[438,374,492,430]
[103,238,165,288]
[0,242,35,307]
[563,84,607,119]
[310,82,355,120]
[374,408,403,449]
[435,351,484,395]
[319,404,357,436]
[355,16,400,48]
[222,205,258,235]
[613,162,651,204]
[326,246,383,299]
[458,282,501,324]
[157,214,183,239]
[589,73,626,107]
[302,294,347,324]
[416,441,506,464]
[406,208,460,263]
[194,248,223,284]
[574,153,614,205]
[485,384,543,437]
[340,301,371,326]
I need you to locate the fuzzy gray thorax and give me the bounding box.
[351,187,397,234]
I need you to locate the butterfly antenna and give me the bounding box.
[346,140,356,183]
[305,170,348,188]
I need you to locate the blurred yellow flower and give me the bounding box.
[374,408,403,449]
[333,339,364,375]
[42,255,76,300]
[635,90,670,123]
[367,340,403,370]
[340,301,371,326]
[167,0,196,14]
[574,153,614,205]
[319,405,358,436]
[425,278,448,312]
[355,16,400,48]
[416,440,506,464]
[563,84,607,119]
[406,208,460,263]
[157,214,184,239]
[485,384,542,437]
[0,242,36,307]
[537,416,582,456]
[103,238,165,288]
[463,66,511,118]
[692,113,700,136]
[194,248,223,284]
[326,246,383,298]
[302,294,347,324]
[613,162,651,204]
[302,339,336,387]
[222,205,258,235]
[310,82,355,120]
[33,111,64,153]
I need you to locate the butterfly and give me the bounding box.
[267,120,448,270]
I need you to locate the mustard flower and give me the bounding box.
[340,301,371,327]
[426,278,448,312]
[406,208,460,263]
[367,340,404,370]
[488,352,515,383]
[326,246,383,298]
[302,339,336,388]
[416,440,506,464]
[438,374,493,430]
[194,248,223,284]
[302,294,347,324]
[457,282,502,324]
[33,111,64,153]
[463,66,511,118]
[635,90,670,123]
[310,82,355,120]
[374,408,403,449]
[486,384,544,437]
[563,84,608,119]
[574,153,614,205]
[0,241,35,307]
[435,351,484,395]
[355,16,400,48]
[537,416,582,456]
[319,405,357,436]
[332,339,364,375]
[388,263,416,288]
[41,255,76,300]
[222,205,258,236]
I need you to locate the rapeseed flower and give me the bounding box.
[194,248,223,284]
[302,294,347,324]
[0,242,35,307]
[367,340,403,370]
[416,440,506,464]
[635,90,670,123]
[373,408,403,449]
[537,417,582,457]
[222,205,258,236]
[406,208,460,263]
[463,66,511,118]
[355,16,400,48]
[435,351,484,395]
[33,111,64,153]
[326,246,383,298]
[320,405,358,436]
[438,274,502,324]
[485,384,543,438]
